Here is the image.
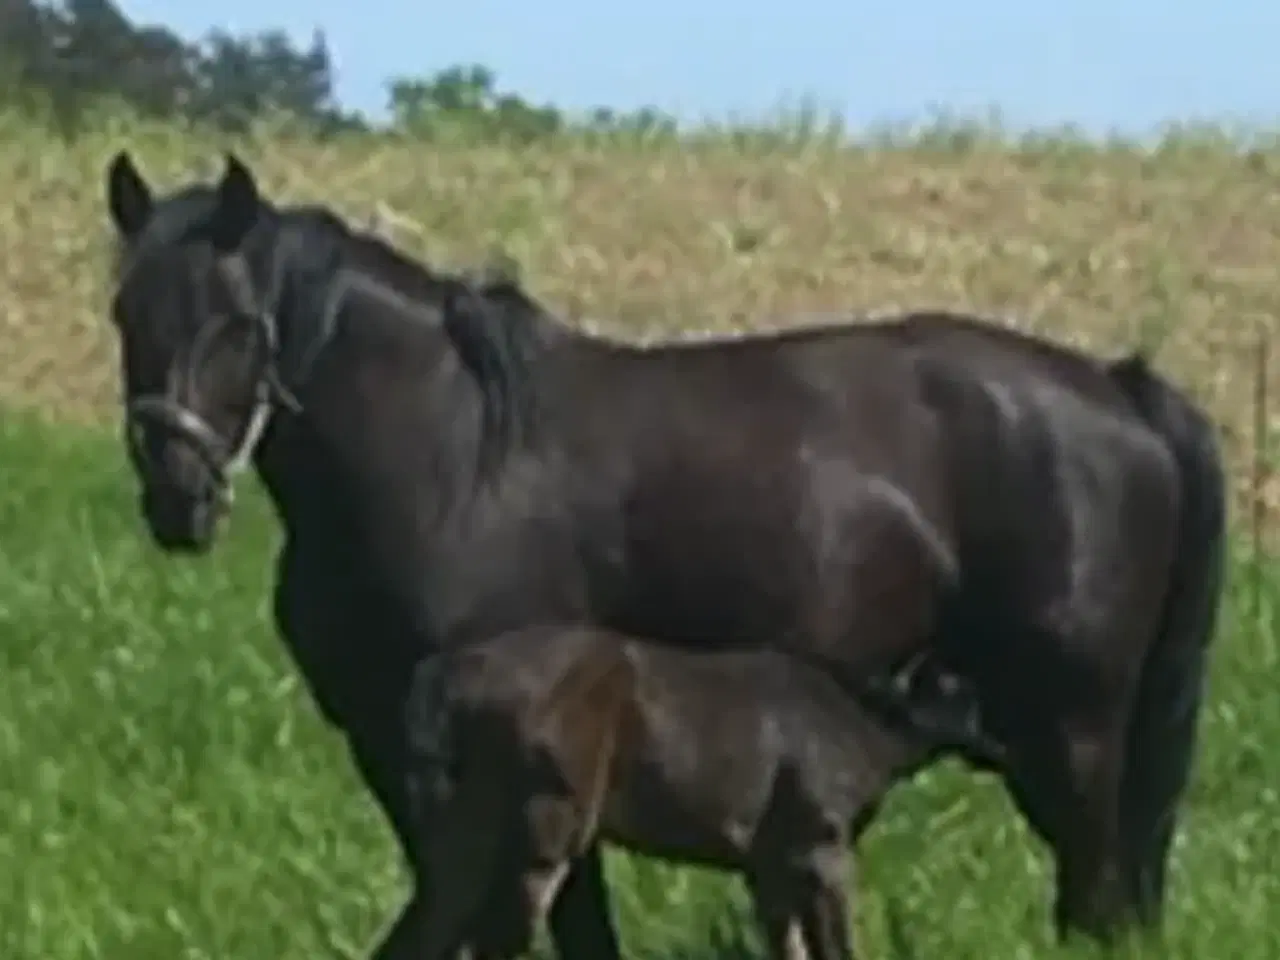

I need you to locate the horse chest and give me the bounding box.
[272,540,420,728]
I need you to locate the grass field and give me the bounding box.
[0,107,1278,957]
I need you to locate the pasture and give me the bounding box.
[0,108,1278,957]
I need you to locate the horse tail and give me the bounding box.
[1108,351,1228,925]
[532,632,638,848]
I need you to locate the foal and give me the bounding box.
[404,625,998,959]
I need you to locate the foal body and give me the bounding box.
[406,624,994,960]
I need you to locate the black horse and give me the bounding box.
[102,151,1226,954]
[403,623,1001,960]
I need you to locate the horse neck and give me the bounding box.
[250,247,486,540]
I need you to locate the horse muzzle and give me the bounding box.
[140,482,226,553]
[127,396,234,554]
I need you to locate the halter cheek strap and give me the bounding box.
[210,247,343,481]
[212,252,292,483]
[220,327,276,480]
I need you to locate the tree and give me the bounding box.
[192,28,347,133]
[387,64,561,142]
[0,0,361,132]
[0,1,672,142]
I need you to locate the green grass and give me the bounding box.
[0,411,1276,959]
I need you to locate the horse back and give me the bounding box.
[547,330,962,660]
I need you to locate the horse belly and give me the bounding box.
[617,514,809,647]
[806,476,956,663]
[618,475,952,663]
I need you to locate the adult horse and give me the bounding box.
[102,151,1225,955]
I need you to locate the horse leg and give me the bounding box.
[271,547,433,958]
[409,837,495,960]
[347,724,432,960]
[1003,704,1133,945]
[1119,616,1216,931]
[407,749,517,960]
[546,846,623,960]
[1054,714,1134,943]
[360,896,426,960]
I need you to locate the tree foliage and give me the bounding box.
[0,0,354,133]
[386,64,677,142]
[0,0,676,141]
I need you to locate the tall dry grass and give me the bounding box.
[2,107,1276,531]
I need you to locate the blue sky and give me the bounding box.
[118,0,1280,136]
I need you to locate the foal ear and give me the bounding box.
[208,152,262,252]
[106,150,153,241]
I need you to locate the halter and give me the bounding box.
[125,252,297,496]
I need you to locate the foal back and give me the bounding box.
[410,623,971,869]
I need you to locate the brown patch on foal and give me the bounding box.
[528,634,639,849]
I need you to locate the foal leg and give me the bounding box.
[546,846,623,960]
[749,843,856,960]
[747,868,811,960]
[480,859,575,959]
[795,844,857,960]
[464,852,614,960]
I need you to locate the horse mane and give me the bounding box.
[439,258,547,462]
[280,206,546,466]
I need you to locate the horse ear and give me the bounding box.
[208,152,262,252]
[106,150,153,241]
